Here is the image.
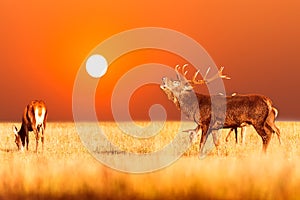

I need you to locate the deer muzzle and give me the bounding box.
[160,77,167,90]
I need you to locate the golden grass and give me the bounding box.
[0,121,299,199]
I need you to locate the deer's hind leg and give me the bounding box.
[266,120,281,145]
[274,125,281,145]
[253,124,272,153]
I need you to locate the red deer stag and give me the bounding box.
[13,100,47,153]
[160,65,281,157]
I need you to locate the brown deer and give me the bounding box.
[13,100,47,153]
[160,65,281,157]
[225,107,281,144]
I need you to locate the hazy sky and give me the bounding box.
[0,1,299,121]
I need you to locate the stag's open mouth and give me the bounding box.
[160,77,168,90]
[160,84,166,90]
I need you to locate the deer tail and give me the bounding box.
[272,107,278,118]
[264,99,279,132]
[264,101,281,144]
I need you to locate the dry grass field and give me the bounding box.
[0,121,300,199]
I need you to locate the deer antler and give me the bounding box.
[175,64,189,82]
[192,66,230,85]
[175,64,181,80]
[174,64,230,85]
[182,64,188,76]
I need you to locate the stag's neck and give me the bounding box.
[176,92,201,120]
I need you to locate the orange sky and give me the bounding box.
[0,1,299,121]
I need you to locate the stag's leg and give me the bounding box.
[241,127,246,145]
[212,129,221,155]
[199,126,208,152]
[225,128,233,142]
[265,118,281,145]
[266,109,281,145]
[271,123,281,145]
[269,125,281,145]
[212,130,221,146]
[253,125,272,153]
[234,128,238,144]
[198,125,211,159]
[275,125,281,145]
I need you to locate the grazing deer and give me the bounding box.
[225,107,281,144]
[160,64,281,157]
[13,100,47,153]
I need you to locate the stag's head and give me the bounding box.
[160,64,193,107]
[160,64,230,106]
[12,125,23,151]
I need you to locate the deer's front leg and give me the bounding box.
[41,125,45,153]
[32,125,39,153]
[212,129,221,155]
[198,126,210,159]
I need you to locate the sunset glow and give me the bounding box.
[0,1,299,121]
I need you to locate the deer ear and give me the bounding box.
[12,125,18,135]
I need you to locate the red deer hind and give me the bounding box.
[13,100,47,153]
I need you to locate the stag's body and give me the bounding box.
[160,65,280,156]
[181,93,277,151]
[13,100,47,152]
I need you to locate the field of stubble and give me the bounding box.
[0,121,299,199]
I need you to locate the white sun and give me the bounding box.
[85,54,108,78]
